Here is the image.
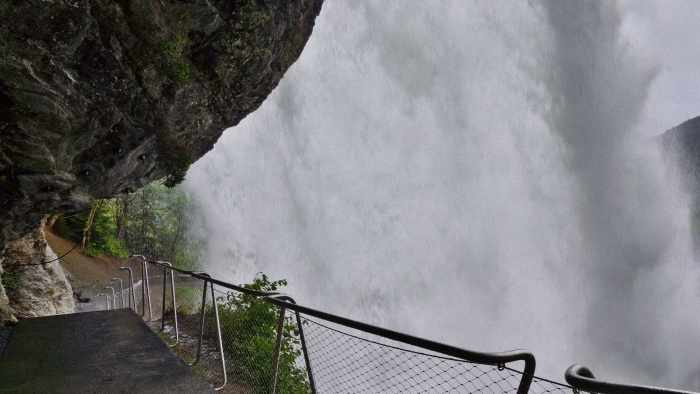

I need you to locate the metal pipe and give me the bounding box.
[209,281,227,391]
[189,275,209,367]
[140,260,147,317]
[120,267,135,310]
[134,257,535,393]
[270,306,286,394]
[265,294,316,394]
[106,286,117,309]
[185,272,227,392]
[111,278,124,309]
[98,293,109,310]
[265,295,536,394]
[565,365,696,394]
[295,311,317,394]
[161,264,168,331]
[160,262,179,347]
[142,260,153,321]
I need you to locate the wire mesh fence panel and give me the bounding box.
[526,375,575,394]
[214,287,312,394]
[142,261,169,321]
[299,315,527,394]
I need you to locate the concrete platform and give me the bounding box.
[0,309,216,393]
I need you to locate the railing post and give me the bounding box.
[161,264,168,331]
[189,275,209,367]
[98,293,108,310]
[140,261,146,317]
[120,267,135,311]
[169,265,179,346]
[160,262,179,347]
[270,306,286,394]
[517,355,535,394]
[142,260,153,321]
[111,278,124,309]
[295,311,317,394]
[106,286,117,309]
[123,289,130,308]
[209,281,227,391]
[186,272,227,392]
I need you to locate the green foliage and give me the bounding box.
[216,274,310,394]
[170,285,201,314]
[218,31,230,44]
[1,270,22,292]
[53,201,129,258]
[157,32,190,83]
[171,59,190,83]
[118,180,204,270]
[51,179,202,267]
[155,134,193,188]
[161,33,184,57]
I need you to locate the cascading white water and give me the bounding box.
[185,1,700,388]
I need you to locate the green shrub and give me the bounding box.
[1,270,22,292]
[168,285,202,315]
[216,274,310,394]
[171,59,190,83]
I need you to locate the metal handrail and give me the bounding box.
[266,296,536,394]
[158,261,179,347]
[131,259,228,391]
[565,365,697,394]
[141,259,153,321]
[105,286,117,310]
[134,256,535,394]
[98,293,109,310]
[267,294,317,394]
[119,267,136,310]
[111,278,124,309]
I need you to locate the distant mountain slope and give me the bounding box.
[659,115,700,194]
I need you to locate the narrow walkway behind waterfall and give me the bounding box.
[0,309,215,393]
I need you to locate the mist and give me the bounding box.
[185,1,700,388]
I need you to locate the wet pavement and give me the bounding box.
[0,309,215,393]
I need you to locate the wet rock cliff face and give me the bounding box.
[0,224,74,324]
[0,0,323,249]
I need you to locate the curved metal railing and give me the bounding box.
[110,256,699,394]
[265,295,536,394]
[565,365,697,394]
[122,255,539,394]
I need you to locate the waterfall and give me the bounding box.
[185,1,700,388]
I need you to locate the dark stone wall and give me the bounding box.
[0,0,323,247]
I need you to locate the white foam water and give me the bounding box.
[185,1,700,388]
